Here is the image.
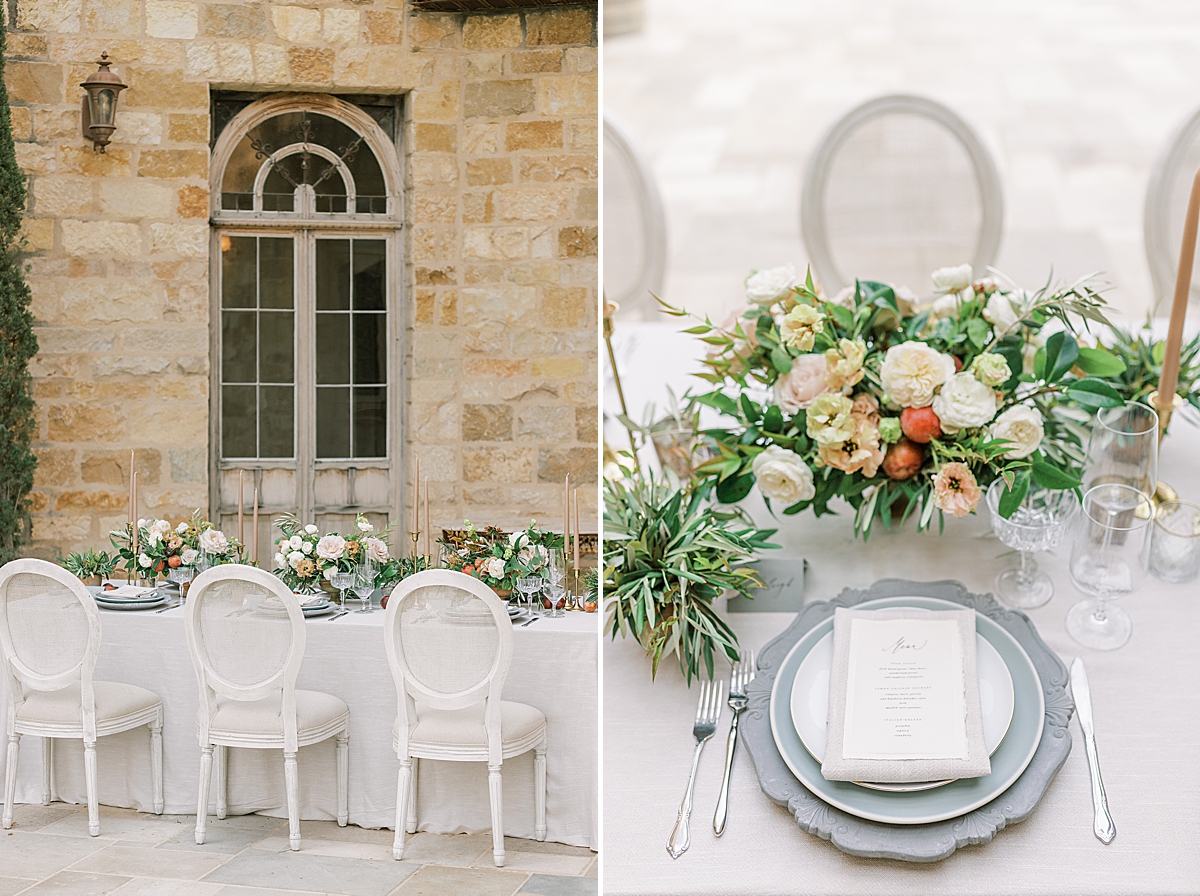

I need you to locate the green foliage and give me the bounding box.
[1102,324,1200,429]
[0,17,38,563]
[60,548,118,582]
[603,473,777,683]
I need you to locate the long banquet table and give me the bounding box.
[0,601,598,850]
[603,323,1200,894]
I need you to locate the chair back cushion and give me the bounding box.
[0,560,99,690]
[802,94,1003,295]
[186,565,305,698]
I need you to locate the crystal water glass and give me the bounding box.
[167,565,195,607]
[547,582,566,617]
[1149,499,1200,583]
[1066,483,1153,651]
[516,576,543,614]
[1083,401,1159,497]
[352,563,377,613]
[331,571,354,607]
[986,480,1079,609]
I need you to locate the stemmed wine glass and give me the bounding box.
[352,562,377,613]
[986,480,1079,608]
[516,577,543,615]
[331,570,354,608]
[1083,401,1159,497]
[1066,483,1153,651]
[167,565,195,608]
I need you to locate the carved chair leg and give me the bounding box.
[150,710,163,815]
[83,741,99,836]
[215,745,227,820]
[488,763,505,867]
[284,751,300,851]
[406,757,418,834]
[41,737,52,807]
[336,731,349,827]
[3,733,19,829]
[392,757,412,861]
[534,742,547,842]
[195,744,213,845]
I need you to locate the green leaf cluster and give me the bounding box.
[603,473,777,683]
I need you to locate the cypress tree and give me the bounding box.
[0,15,38,563]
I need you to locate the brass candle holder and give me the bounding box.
[409,531,421,560]
[1148,390,1183,506]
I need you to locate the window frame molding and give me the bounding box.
[208,93,406,529]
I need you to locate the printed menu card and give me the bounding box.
[821,607,991,783]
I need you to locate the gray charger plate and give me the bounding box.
[741,578,1074,862]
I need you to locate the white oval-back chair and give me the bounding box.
[0,559,163,836]
[1145,104,1200,306]
[185,564,349,851]
[604,115,668,319]
[385,570,547,868]
[801,94,1004,295]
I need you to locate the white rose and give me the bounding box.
[152,519,172,536]
[486,557,507,579]
[879,343,957,408]
[745,264,798,306]
[931,263,973,294]
[148,530,162,544]
[983,292,1020,334]
[288,550,304,565]
[176,522,188,534]
[181,548,199,566]
[138,553,152,568]
[751,445,816,504]
[324,566,336,581]
[301,541,313,554]
[932,373,999,434]
[198,529,229,554]
[894,285,919,316]
[929,291,970,320]
[289,535,303,550]
[316,534,346,560]
[989,405,1044,458]
[831,286,856,308]
[364,537,389,563]
[773,354,831,414]
[273,552,285,569]
[137,518,146,528]
[305,524,319,534]
[357,519,373,532]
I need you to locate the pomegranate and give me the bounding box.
[900,406,943,444]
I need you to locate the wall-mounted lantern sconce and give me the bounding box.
[80,52,126,153]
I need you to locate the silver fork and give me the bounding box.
[713,651,755,836]
[666,679,724,859]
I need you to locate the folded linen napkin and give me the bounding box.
[821,606,991,783]
[98,584,157,599]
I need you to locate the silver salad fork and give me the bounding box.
[713,651,755,836]
[667,678,724,859]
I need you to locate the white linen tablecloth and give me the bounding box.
[604,323,1200,894]
[0,604,598,849]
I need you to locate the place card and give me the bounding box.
[842,616,968,760]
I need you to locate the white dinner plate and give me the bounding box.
[789,623,1015,792]
[95,595,165,610]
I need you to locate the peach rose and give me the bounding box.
[773,354,831,415]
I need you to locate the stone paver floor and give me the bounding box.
[0,803,596,896]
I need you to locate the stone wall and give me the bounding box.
[6,0,598,560]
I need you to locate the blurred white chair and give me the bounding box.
[604,115,668,319]
[185,564,349,851]
[801,94,1004,295]
[0,559,163,836]
[1145,104,1200,306]
[385,570,547,868]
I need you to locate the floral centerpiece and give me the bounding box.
[440,520,560,595]
[271,513,392,594]
[663,263,1129,535]
[110,512,239,582]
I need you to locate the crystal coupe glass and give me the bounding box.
[986,480,1079,609]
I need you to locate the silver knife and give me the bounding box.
[1069,656,1115,844]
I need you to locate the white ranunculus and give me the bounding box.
[324,566,336,581]
[486,557,507,579]
[364,537,389,563]
[288,549,304,563]
[138,553,152,568]
[181,548,199,566]
[745,264,798,306]
[357,519,373,532]
[176,522,188,534]
[879,343,957,408]
[152,519,172,536]
[137,518,146,528]
[932,373,999,434]
[148,530,162,544]
[989,405,1044,458]
[289,535,303,550]
[751,445,815,504]
[316,534,346,561]
[301,541,313,554]
[273,552,285,569]
[931,263,973,295]
[305,524,319,534]
[198,528,229,555]
[983,292,1020,334]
